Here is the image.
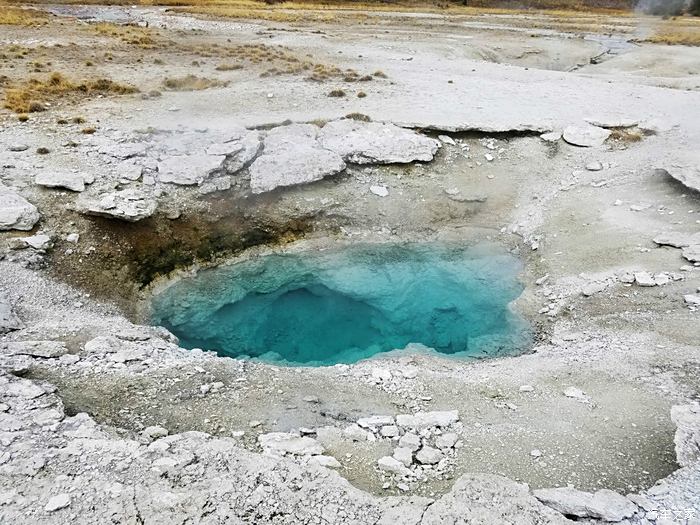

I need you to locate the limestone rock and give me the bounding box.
[45,493,71,512]
[533,487,638,522]
[682,245,700,263]
[309,455,341,468]
[396,410,459,429]
[258,432,324,456]
[249,124,346,194]
[422,474,573,524]
[416,446,443,465]
[3,341,68,358]
[633,272,656,287]
[562,125,611,147]
[35,171,88,192]
[659,164,700,193]
[370,185,389,197]
[358,415,394,429]
[21,234,53,251]
[76,188,156,222]
[0,294,23,334]
[157,154,226,185]
[392,447,413,467]
[670,404,700,467]
[435,432,459,449]
[0,187,40,231]
[540,130,562,142]
[142,425,169,442]
[377,456,410,476]
[318,119,440,164]
[399,432,421,451]
[653,232,700,249]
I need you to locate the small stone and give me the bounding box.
[370,185,389,197]
[585,161,603,171]
[438,135,456,146]
[378,456,410,476]
[142,425,168,441]
[634,272,656,287]
[564,387,591,403]
[380,425,400,438]
[45,494,71,512]
[684,294,700,306]
[530,449,542,458]
[484,153,494,162]
[392,447,413,467]
[310,455,341,468]
[519,385,535,392]
[416,446,443,465]
[8,144,28,152]
[65,233,80,244]
[435,432,458,449]
[581,282,606,297]
[562,125,611,148]
[398,432,421,452]
[358,415,394,429]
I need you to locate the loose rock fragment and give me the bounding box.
[0,294,23,334]
[75,188,156,222]
[562,125,611,147]
[258,432,324,456]
[35,171,89,192]
[0,187,40,231]
[533,487,638,522]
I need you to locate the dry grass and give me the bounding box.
[3,72,138,114]
[92,22,160,48]
[609,128,643,143]
[639,19,700,46]
[327,88,346,97]
[0,6,47,26]
[162,74,228,90]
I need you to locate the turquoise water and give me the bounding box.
[150,243,531,366]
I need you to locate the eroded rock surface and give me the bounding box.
[75,187,157,222]
[659,163,700,193]
[533,487,638,522]
[671,404,700,467]
[0,293,22,334]
[0,187,40,231]
[318,120,440,164]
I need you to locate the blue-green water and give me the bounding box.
[151,243,531,366]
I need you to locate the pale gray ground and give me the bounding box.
[0,5,699,525]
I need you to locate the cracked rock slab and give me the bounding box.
[659,164,700,193]
[35,171,90,192]
[533,487,638,522]
[562,125,611,147]
[157,154,227,185]
[249,124,346,194]
[0,187,40,231]
[75,188,157,222]
[318,119,440,164]
[423,474,573,524]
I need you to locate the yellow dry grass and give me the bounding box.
[3,72,138,114]
[639,19,700,46]
[0,5,47,26]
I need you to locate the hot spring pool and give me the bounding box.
[150,243,531,365]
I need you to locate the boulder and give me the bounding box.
[0,187,40,231]
[249,124,346,194]
[562,125,611,147]
[670,404,700,467]
[35,171,88,192]
[75,188,156,222]
[0,294,23,334]
[258,432,324,456]
[533,487,638,522]
[318,119,440,164]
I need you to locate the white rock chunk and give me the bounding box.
[653,232,700,249]
[392,447,413,467]
[562,125,611,147]
[258,432,324,456]
[35,171,88,192]
[416,446,444,465]
[633,272,656,287]
[0,187,40,231]
[540,130,562,142]
[670,404,700,467]
[157,154,226,185]
[682,245,700,263]
[377,456,410,476]
[249,124,345,194]
[370,185,389,197]
[396,410,459,429]
[563,387,590,404]
[45,494,71,512]
[318,119,439,164]
[533,487,638,522]
[76,188,156,222]
[435,432,459,450]
[358,415,394,429]
[658,164,700,193]
[21,234,53,250]
[399,432,421,451]
[309,455,341,469]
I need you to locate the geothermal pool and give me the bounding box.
[151,243,531,365]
